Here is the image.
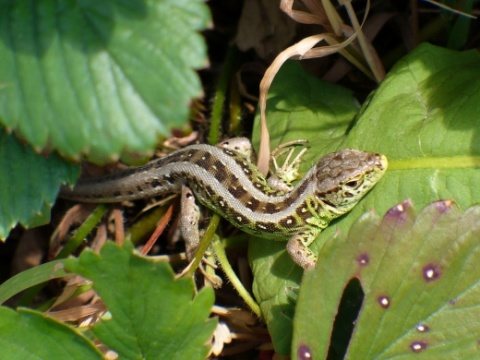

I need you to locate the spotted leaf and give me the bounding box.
[293,200,480,359]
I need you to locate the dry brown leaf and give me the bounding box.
[256,0,386,172]
[257,32,360,174]
[11,228,46,275]
[280,0,329,26]
[49,203,96,258]
[49,275,95,310]
[47,302,106,323]
[235,0,296,61]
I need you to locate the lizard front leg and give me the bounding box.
[286,228,321,269]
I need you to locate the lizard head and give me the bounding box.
[314,149,388,215]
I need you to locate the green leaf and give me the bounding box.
[446,0,475,50]
[345,44,480,211]
[0,307,102,359]
[0,0,210,163]
[65,242,217,360]
[0,132,79,239]
[0,259,68,304]
[293,200,480,359]
[250,44,480,354]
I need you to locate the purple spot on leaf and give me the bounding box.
[297,344,313,360]
[416,324,430,333]
[410,341,428,353]
[423,264,441,282]
[433,199,454,213]
[357,253,370,267]
[377,295,390,309]
[385,200,411,221]
[450,298,457,305]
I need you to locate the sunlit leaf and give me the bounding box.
[250,44,480,353]
[0,0,210,163]
[65,242,217,359]
[293,200,480,359]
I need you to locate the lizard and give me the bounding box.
[60,138,387,268]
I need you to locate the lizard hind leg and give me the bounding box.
[179,186,201,261]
